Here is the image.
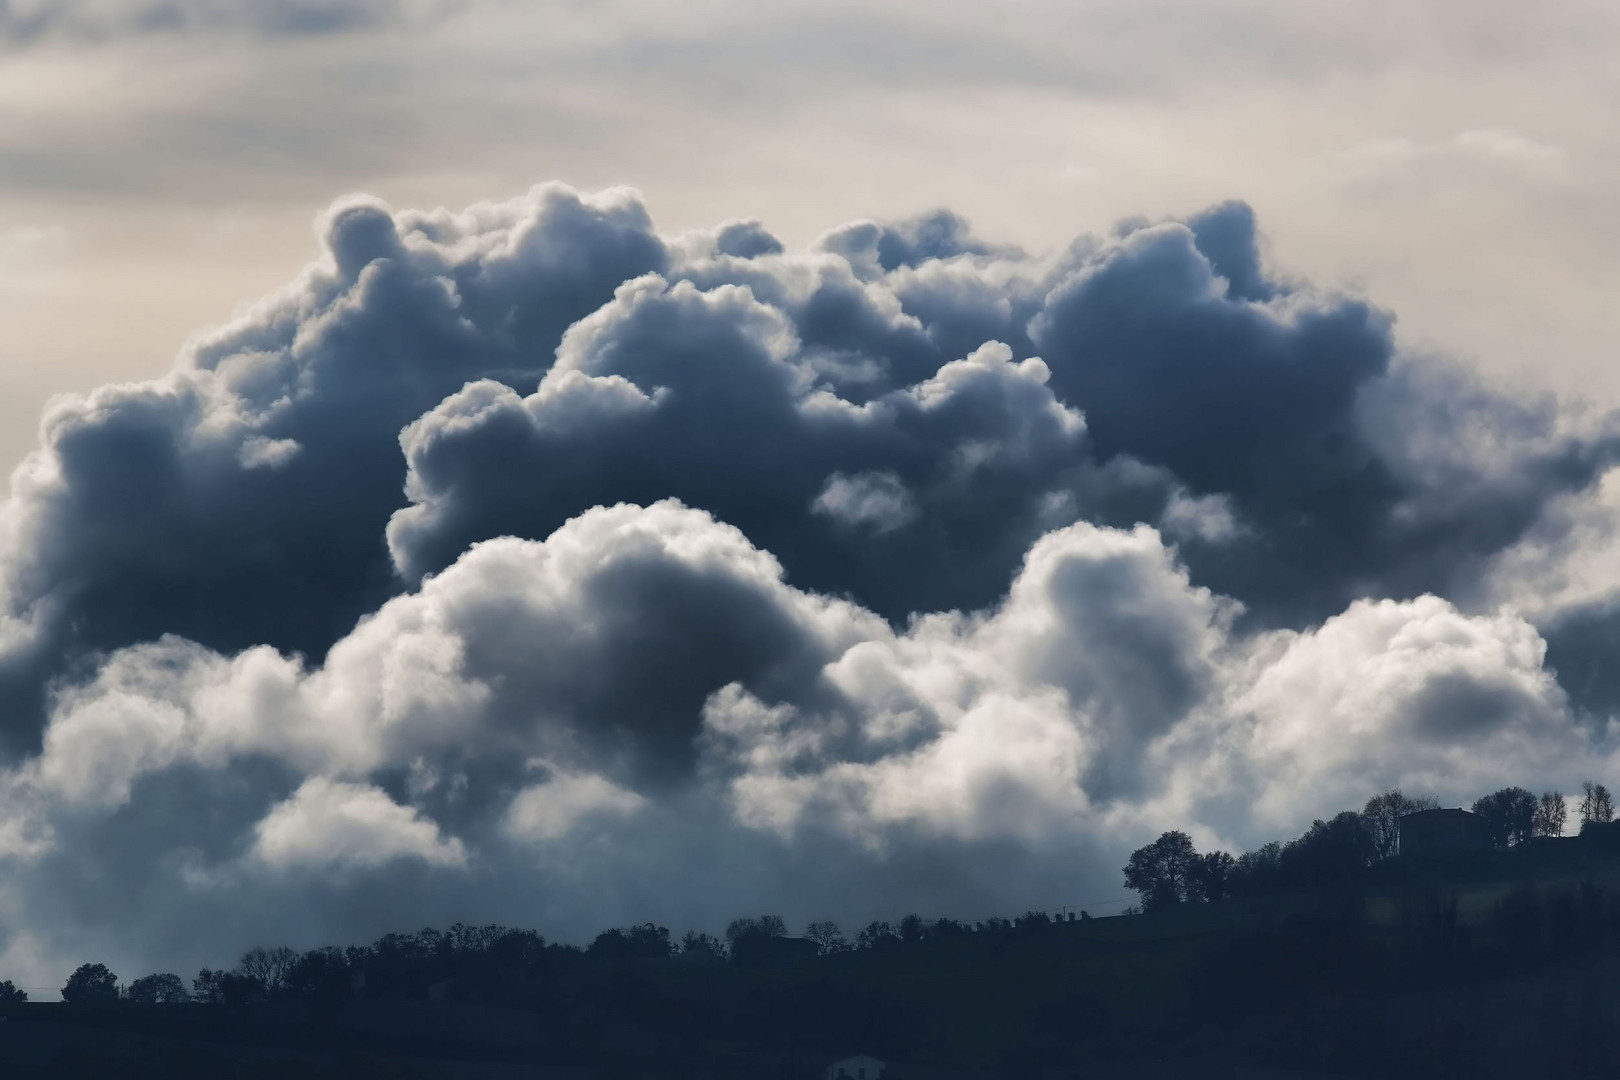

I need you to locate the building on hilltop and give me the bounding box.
[1399,807,1491,859]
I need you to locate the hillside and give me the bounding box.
[6,839,1620,1079]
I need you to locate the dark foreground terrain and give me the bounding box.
[7,838,1620,1079]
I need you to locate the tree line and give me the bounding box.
[1123,781,1617,912]
[0,907,1103,1007]
[6,781,1613,1008]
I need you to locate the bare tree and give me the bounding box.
[1534,791,1568,837]
[1362,789,1440,860]
[1580,782,1615,826]
[805,920,847,955]
[238,946,298,996]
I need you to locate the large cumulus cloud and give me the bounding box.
[2,501,1612,985]
[0,181,1616,983]
[0,183,664,753]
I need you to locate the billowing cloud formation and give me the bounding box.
[0,182,1618,984]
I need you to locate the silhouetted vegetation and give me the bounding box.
[1581,781,1614,825]
[60,962,119,1003]
[10,781,1620,1077]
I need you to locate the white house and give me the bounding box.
[825,1054,885,1080]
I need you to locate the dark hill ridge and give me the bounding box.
[7,836,1620,1080]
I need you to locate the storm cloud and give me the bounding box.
[1,182,1618,986]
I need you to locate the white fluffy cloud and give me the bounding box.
[812,471,917,534]
[252,778,466,872]
[504,768,647,844]
[1203,598,1587,831]
[1,498,1610,989]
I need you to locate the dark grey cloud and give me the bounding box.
[0,182,1616,985]
[1,182,1611,754]
[385,286,1112,625]
[385,194,1620,638]
[1029,206,1620,627]
[0,185,664,754]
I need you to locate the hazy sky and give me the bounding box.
[1,0,1620,993]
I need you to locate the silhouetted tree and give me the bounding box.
[855,920,900,951]
[1123,831,1198,911]
[1228,841,1283,897]
[724,915,790,964]
[899,913,928,943]
[1535,791,1568,837]
[678,931,727,961]
[724,915,786,948]
[1014,911,1053,933]
[1189,850,1236,901]
[285,947,350,999]
[238,946,297,996]
[61,963,119,1003]
[1280,812,1376,886]
[1472,787,1538,847]
[193,968,265,1005]
[805,920,847,955]
[1362,789,1439,860]
[125,973,189,1003]
[589,923,672,960]
[0,979,26,1003]
[192,968,224,1003]
[1581,782,1614,826]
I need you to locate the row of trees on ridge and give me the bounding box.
[1124,782,1617,912]
[2,908,1096,1007]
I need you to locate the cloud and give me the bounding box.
[0,182,665,754]
[702,519,1237,841]
[504,767,647,843]
[812,471,917,534]
[384,280,1100,623]
[1,500,1611,986]
[237,436,300,469]
[251,777,466,872]
[1213,596,1582,831]
[0,182,1615,981]
[11,501,876,813]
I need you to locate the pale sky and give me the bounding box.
[1,0,1617,472]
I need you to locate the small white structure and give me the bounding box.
[825,1055,885,1080]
